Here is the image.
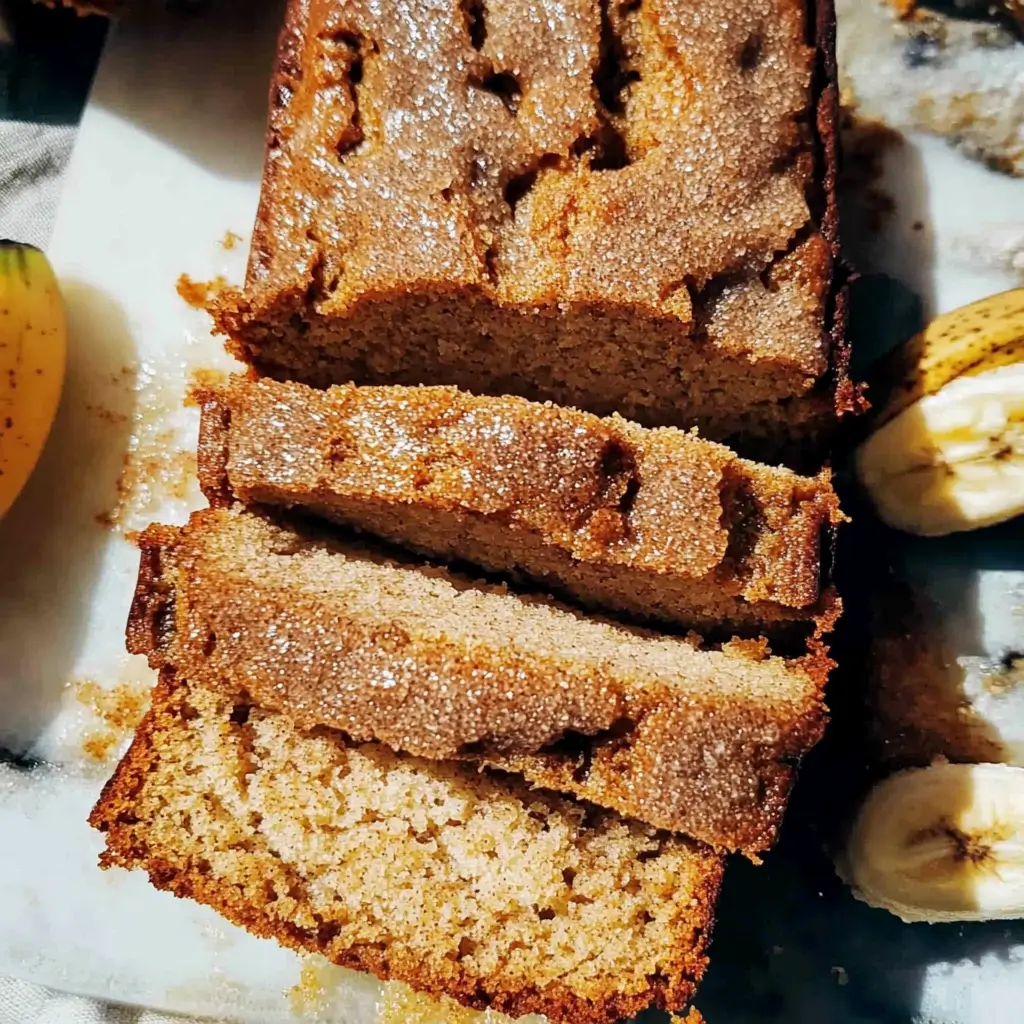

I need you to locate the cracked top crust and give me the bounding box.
[235,0,827,366]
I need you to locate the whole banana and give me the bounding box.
[842,762,1024,923]
[0,242,67,521]
[855,288,1024,536]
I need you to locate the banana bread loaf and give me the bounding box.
[209,0,852,461]
[90,670,723,1024]
[127,507,831,854]
[197,377,841,645]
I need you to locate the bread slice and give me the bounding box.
[208,0,853,464]
[89,670,723,1024]
[127,506,830,854]
[196,377,841,647]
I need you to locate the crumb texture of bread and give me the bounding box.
[90,673,723,1024]
[127,506,831,853]
[210,0,848,457]
[197,377,841,643]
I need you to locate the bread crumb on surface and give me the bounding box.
[81,730,119,763]
[176,273,230,310]
[220,230,243,251]
[97,443,198,532]
[378,981,543,1024]
[185,368,230,405]
[73,676,151,765]
[74,679,150,732]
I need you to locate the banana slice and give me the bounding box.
[843,763,1024,923]
[856,287,1024,536]
[856,362,1024,535]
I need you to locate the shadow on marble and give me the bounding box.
[0,280,137,757]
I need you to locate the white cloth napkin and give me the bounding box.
[0,976,228,1024]
[0,122,75,248]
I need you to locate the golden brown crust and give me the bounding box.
[91,671,723,1024]
[209,0,853,460]
[127,506,830,854]
[194,376,841,643]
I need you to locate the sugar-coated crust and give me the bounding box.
[210,0,856,459]
[491,639,831,855]
[126,507,831,854]
[90,671,723,1024]
[195,376,842,641]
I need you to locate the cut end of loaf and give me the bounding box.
[90,671,723,1024]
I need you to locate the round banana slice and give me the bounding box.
[843,762,1024,923]
[856,363,1024,536]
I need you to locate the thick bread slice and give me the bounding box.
[127,507,831,854]
[89,671,723,1024]
[196,378,841,646]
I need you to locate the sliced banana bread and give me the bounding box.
[89,671,723,1024]
[127,507,831,854]
[196,377,841,646]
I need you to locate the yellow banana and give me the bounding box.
[0,242,67,521]
[869,288,1024,428]
[856,288,1024,536]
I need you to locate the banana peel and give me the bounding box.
[0,241,68,521]
[856,288,1024,536]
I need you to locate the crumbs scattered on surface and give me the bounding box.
[94,358,204,533]
[177,273,230,310]
[831,965,850,986]
[670,1011,709,1024]
[221,230,243,251]
[96,442,198,531]
[85,403,131,427]
[75,679,150,730]
[287,957,367,1020]
[378,983,541,1024]
[982,656,1024,695]
[184,367,230,406]
[81,731,120,762]
[289,959,330,1019]
[73,678,151,764]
